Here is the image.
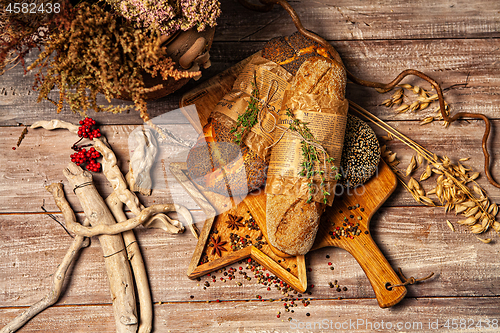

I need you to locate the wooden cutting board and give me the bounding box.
[177,52,406,308]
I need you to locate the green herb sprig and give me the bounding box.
[285,109,340,204]
[230,74,260,145]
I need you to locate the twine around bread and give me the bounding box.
[241,76,332,179]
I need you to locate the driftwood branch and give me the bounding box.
[28,119,196,333]
[61,163,138,333]
[127,128,158,196]
[106,193,152,333]
[94,138,143,215]
[95,137,195,237]
[0,221,90,333]
[30,119,79,135]
[47,182,188,237]
[143,213,185,234]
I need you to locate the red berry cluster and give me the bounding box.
[71,117,102,172]
[78,117,101,140]
[70,147,101,172]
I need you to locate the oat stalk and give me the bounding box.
[349,100,499,237]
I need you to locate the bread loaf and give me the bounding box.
[266,56,347,256]
[340,114,381,188]
[186,32,335,196]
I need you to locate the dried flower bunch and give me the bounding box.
[27,2,199,121]
[0,0,70,74]
[107,0,221,36]
[1,0,219,121]
[349,101,499,242]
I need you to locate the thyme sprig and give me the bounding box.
[230,73,260,145]
[285,109,340,204]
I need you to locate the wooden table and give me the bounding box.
[1,1,499,332]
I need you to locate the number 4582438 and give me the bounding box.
[443,318,498,329]
[5,2,60,14]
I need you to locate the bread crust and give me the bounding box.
[266,56,346,256]
[186,33,333,196]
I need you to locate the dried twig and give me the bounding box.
[59,163,139,333]
[106,193,152,333]
[47,182,187,237]
[31,119,79,134]
[0,220,90,333]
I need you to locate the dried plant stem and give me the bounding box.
[349,100,498,235]
[0,220,90,333]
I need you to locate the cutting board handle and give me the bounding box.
[346,235,407,308]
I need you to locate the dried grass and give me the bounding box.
[349,100,499,241]
[379,83,450,127]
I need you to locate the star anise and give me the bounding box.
[210,236,228,257]
[226,214,244,230]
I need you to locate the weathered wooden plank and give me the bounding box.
[1,297,499,333]
[1,119,499,213]
[216,0,500,41]
[1,38,500,125]
[0,124,202,213]
[0,206,498,308]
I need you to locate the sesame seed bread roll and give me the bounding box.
[266,56,347,257]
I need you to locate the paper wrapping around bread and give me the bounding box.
[210,52,293,162]
[265,56,348,256]
[187,33,338,197]
[266,91,348,206]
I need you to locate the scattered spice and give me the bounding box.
[226,214,244,230]
[210,236,227,257]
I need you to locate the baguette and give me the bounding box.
[266,56,347,256]
[186,32,335,197]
